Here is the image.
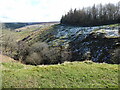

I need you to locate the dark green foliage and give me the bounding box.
[61,2,120,26]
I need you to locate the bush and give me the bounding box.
[14,41,30,62]
[26,52,43,65]
[1,32,18,58]
[24,42,71,65]
[25,42,50,65]
[1,34,72,65]
[109,48,120,64]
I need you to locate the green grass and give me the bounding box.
[2,61,118,88]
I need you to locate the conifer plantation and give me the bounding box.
[61,2,120,26]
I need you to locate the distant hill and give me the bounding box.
[2,22,59,29]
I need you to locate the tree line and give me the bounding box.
[60,2,120,26]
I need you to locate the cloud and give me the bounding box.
[0,0,119,22]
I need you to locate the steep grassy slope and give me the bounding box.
[2,61,118,88]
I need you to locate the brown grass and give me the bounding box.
[0,54,17,63]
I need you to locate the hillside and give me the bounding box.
[1,61,118,88]
[1,23,119,89]
[1,23,120,64]
[18,23,120,64]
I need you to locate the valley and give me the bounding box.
[0,23,119,88]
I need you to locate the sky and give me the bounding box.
[0,0,119,22]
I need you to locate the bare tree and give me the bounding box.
[2,32,18,58]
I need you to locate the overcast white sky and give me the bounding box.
[0,0,119,22]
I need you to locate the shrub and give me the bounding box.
[14,41,30,62]
[26,52,43,65]
[1,32,18,58]
[25,42,50,65]
[2,34,72,65]
[109,48,120,64]
[24,42,71,65]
